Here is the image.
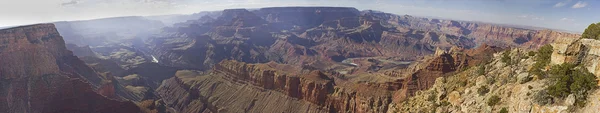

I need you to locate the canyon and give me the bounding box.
[0,6,586,113]
[0,24,140,113]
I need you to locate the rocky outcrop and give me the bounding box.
[44,6,584,113]
[146,7,478,70]
[254,7,360,29]
[213,60,334,105]
[552,38,600,85]
[389,48,568,113]
[392,44,503,101]
[66,43,96,57]
[156,70,328,113]
[0,24,140,113]
[364,10,580,50]
[154,60,397,113]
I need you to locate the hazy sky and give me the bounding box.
[0,0,598,32]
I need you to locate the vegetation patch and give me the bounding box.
[477,86,489,96]
[529,45,553,79]
[582,22,600,40]
[546,63,597,107]
[501,51,512,65]
[477,65,486,75]
[500,107,508,113]
[487,95,501,106]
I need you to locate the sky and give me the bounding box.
[0,0,598,32]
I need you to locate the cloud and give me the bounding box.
[572,1,587,8]
[560,18,575,22]
[61,0,81,6]
[553,0,572,8]
[517,14,545,20]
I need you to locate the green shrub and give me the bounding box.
[478,86,490,96]
[528,51,536,56]
[534,89,553,105]
[487,77,496,84]
[427,91,438,101]
[501,51,512,65]
[440,101,451,106]
[529,45,553,78]
[571,68,597,107]
[477,65,486,75]
[528,67,545,79]
[460,80,468,87]
[546,63,598,107]
[582,23,600,40]
[487,95,501,106]
[500,107,508,113]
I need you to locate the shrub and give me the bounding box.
[534,89,553,105]
[427,91,438,101]
[460,80,468,87]
[571,68,597,107]
[487,77,496,84]
[501,51,512,65]
[529,45,553,78]
[536,45,553,63]
[487,95,501,106]
[500,107,508,113]
[528,51,536,56]
[582,23,600,40]
[477,65,486,75]
[546,63,598,107]
[478,86,490,96]
[529,67,545,79]
[440,101,451,106]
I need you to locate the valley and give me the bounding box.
[1,6,596,113]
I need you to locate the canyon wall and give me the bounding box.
[365,10,580,50]
[551,38,600,85]
[0,24,140,113]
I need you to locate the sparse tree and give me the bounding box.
[582,23,600,40]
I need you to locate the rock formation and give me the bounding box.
[364,10,580,50]
[39,6,583,113]
[552,38,600,85]
[0,24,140,113]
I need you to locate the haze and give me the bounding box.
[1,0,598,32]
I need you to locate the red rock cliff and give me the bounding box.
[213,60,393,112]
[0,24,140,113]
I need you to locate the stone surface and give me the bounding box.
[0,24,140,113]
[552,38,600,84]
[41,6,584,113]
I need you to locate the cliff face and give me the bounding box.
[365,11,580,50]
[254,7,360,29]
[213,60,334,105]
[43,7,583,113]
[392,44,503,101]
[146,8,475,70]
[156,70,328,113]
[66,44,96,57]
[390,47,600,113]
[0,24,140,113]
[552,38,600,85]
[156,60,396,113]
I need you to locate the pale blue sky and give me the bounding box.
[0,0,598,32]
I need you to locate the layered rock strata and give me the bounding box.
[0,24,140,113]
